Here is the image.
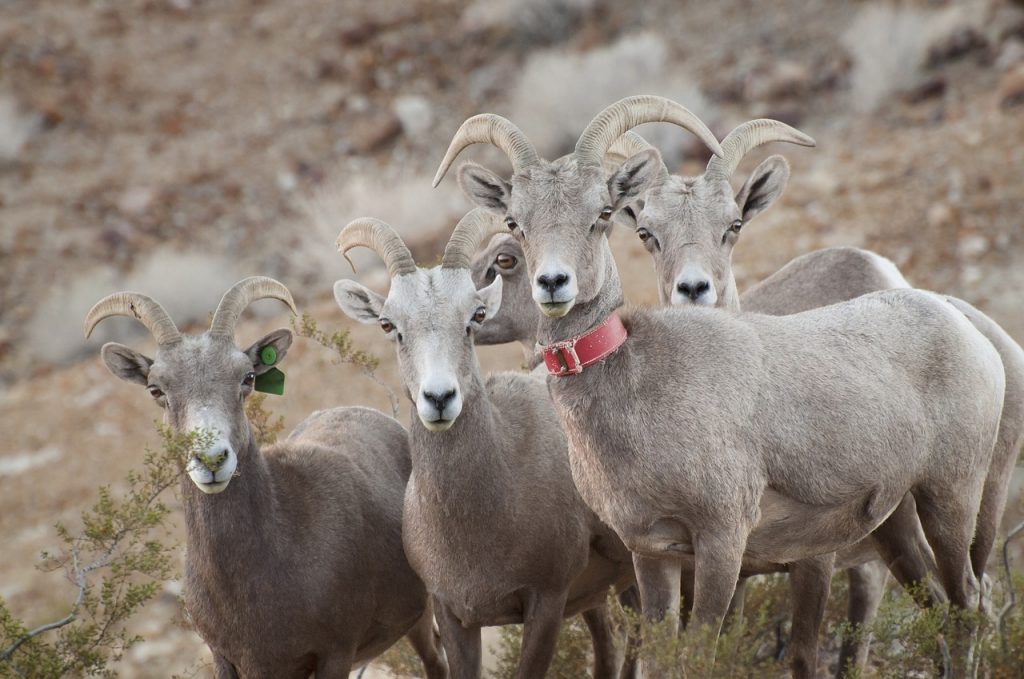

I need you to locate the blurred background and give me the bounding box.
[1,0,1022,676]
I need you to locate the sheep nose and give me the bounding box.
[198,446,230,471]
[676,279,710,301]
[423,389,457,411]
[536,272,569,293]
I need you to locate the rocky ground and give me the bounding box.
[2,0,1023,676]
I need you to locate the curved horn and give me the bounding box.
[575,95,723,167]
[705,119,815,180]
[209,277,298,338]
[84,292,182,344]
[336,218,417,278]
[605,132,657,166]
[432,114,540,188]
[603,131,669,185]
[441,208,509,270]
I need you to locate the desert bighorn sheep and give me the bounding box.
[333,211,638,679]
[618,123,1024,673]
[85,277,448,679]
[433,95,1007,677]
[467,228,912,676]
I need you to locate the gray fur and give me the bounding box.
[335,248,636,679]
[447,109,1006,677]
[93,288,447,679]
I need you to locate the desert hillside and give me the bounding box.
[1,0,1023,676]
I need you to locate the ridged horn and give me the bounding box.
[441,208,509,270]
[209,277,298,338]
[336,218,417,278]
[603,131,669,185]
[705,119,816,180]
[84,292,182,345]
[432,113,540,188]
[575,95,723,168]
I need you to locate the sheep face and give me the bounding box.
[469,234,537,346]
[458,151,661,319]
[101,330,293,494]
[627,155,791,309]
[335,267,502,432]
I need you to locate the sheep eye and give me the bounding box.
[380,319,394,333]
[504,216,518,230]
[472,307,487,324]
[147,385,164,399]
[242,372,256,387]
[637,228,651,242]
[495,253,517,270]
[723,220,743,244]
[600,206,613,220]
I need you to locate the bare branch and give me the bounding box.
[998,519,1024,650]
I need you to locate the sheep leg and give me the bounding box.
[434,600,482,679]
[633,553,682,676]
[915,487,984,678]
[515,589,570,679]
[681,571,746,630]
[836,560,888,678]
[969,430,1021,608]
[314,653,353,679]
[726,576,748,622]
[582,603,620,679]
[617,586,643,679]
[405,601,450,679]
[211,651,239,679]
[686,530,747,673]
[679,567,695,628]
[787,552,835,679]
[868,494,943,607]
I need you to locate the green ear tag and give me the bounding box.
[254,367,285,396]
[260,346,278,366]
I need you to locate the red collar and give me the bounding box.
[541,312,628,377]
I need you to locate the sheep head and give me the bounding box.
[621,119,815,308]
[334,210,505,432]
[85,277,298,494]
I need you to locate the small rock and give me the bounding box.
[927,202,955,229]
[745,60,811,101]
[117,186,155,216]
[348,111,402,154]
[277,170,297,192]
[958,233,989,259]
[392,95,433,139]
[960,264,983,286]
[999,64,1024,108]
[995,38,1024,72]
[926,26,988,67]
[902,75,946,103]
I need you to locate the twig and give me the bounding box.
[0,445,182,666]
[998,519,1024,650]
[0,549,86,662]
[362,366,401,418]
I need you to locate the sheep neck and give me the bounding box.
[408,371,513,511]
[181,430,280,569]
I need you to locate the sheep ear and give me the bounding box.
[101,343,153,385]
[457,162,511,213]
[735,155,790,223]
[476,275,503,322]
[244,329,293,375]
[608,149,663,210]
[334,279,385,324]
[614,200,644,230]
